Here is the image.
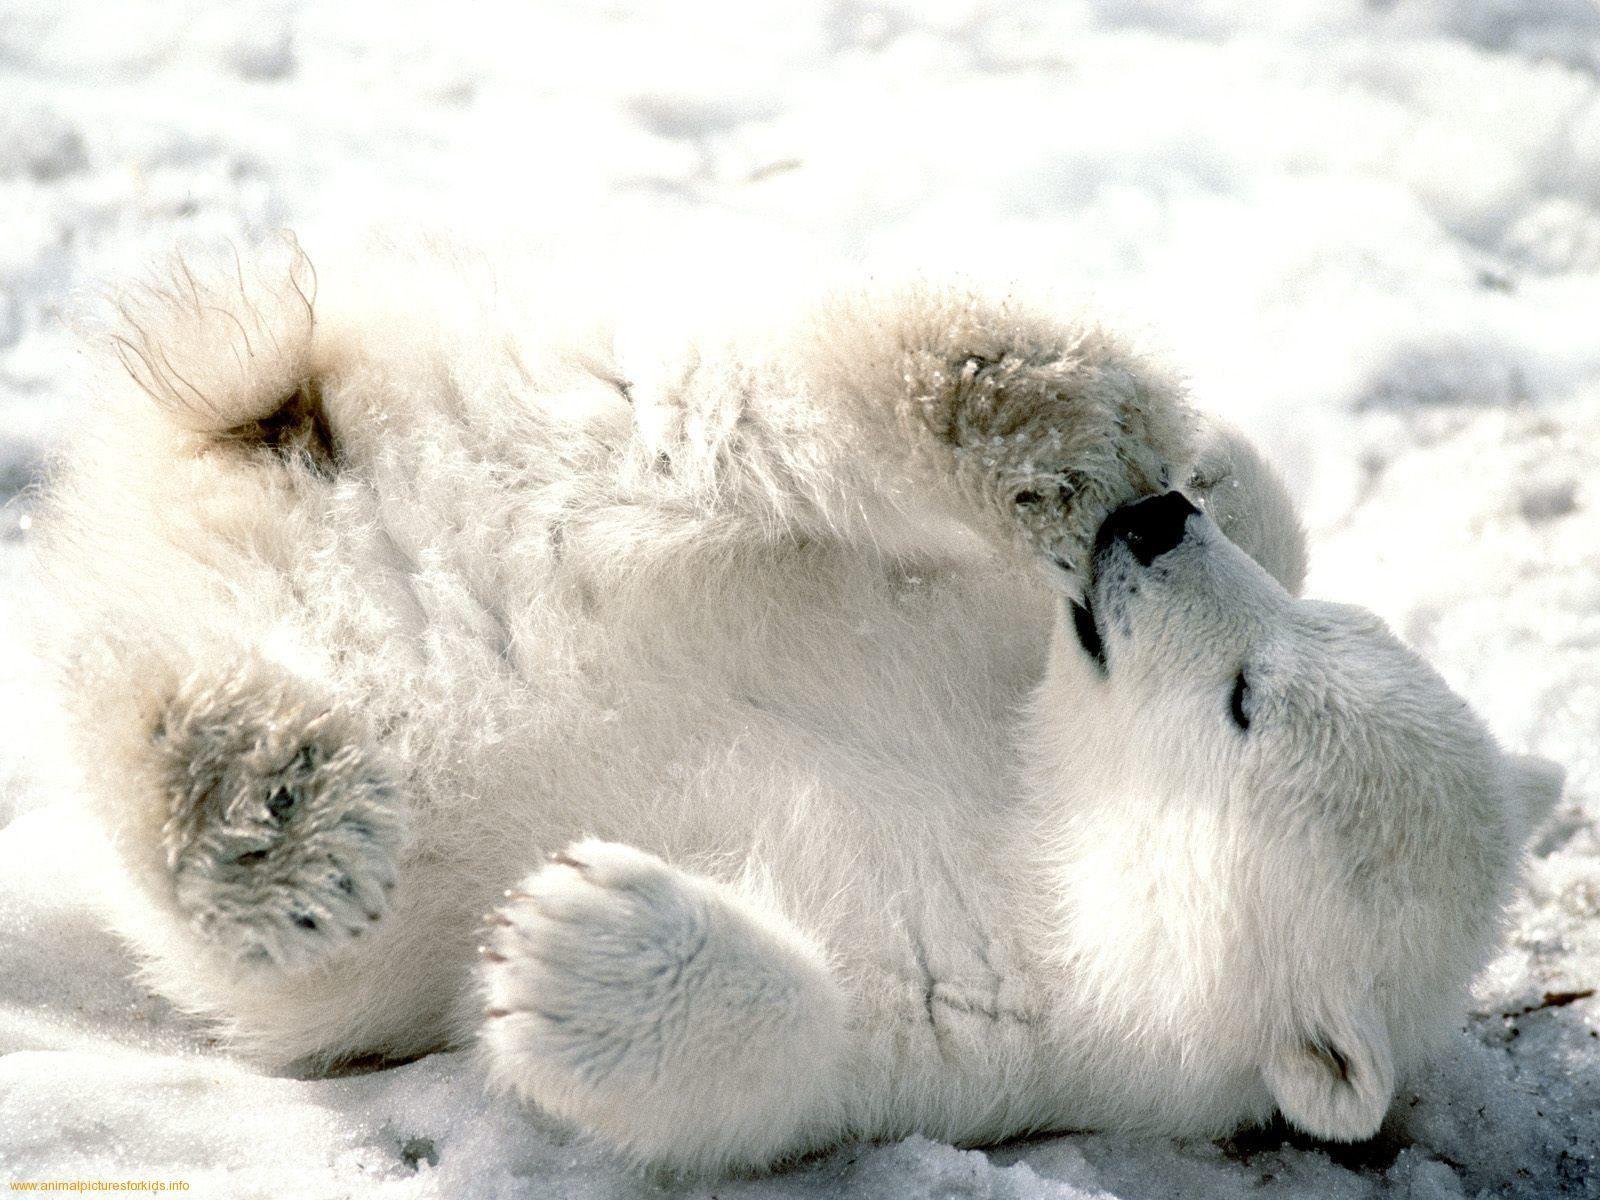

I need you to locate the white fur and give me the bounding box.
[27,244,1559,1174]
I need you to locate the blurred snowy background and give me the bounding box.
[1,1,1598,1196]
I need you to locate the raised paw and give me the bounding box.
[1181,416,1308,595]
[879,301,1194,582]
[479,839,847,1172]
[152,663,404,971]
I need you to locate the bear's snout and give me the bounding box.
[1094,490,1199,568]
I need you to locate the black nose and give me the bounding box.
[1095,490,1199,567]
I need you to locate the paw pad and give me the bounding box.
[153,665,405,970]
[478,840,715,1086]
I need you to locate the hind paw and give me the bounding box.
[153,664,404,971]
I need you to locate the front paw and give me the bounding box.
[1181,417,1308,595]
[480,841,720,1092]
[921,327,1193,580]
[478,840,847,1171]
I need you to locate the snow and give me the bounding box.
[1,0,1597,1195]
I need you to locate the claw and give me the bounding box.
[485,1007,510,1019]
[548,850,585,870]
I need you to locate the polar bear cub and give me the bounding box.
[28,243,1559,1174]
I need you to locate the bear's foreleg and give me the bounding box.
[478,840,849,1173]
[778,289,1195,585]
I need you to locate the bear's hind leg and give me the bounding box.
[151,659,405,972]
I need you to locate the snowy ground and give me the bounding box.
[2,1,1599,1196]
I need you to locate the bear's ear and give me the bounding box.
[1263,1000,1394,1142]
[1504,754,1564,840]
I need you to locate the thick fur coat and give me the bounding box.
[28,241,1561,1173]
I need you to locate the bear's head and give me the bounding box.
[1034,479,1561,1143]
